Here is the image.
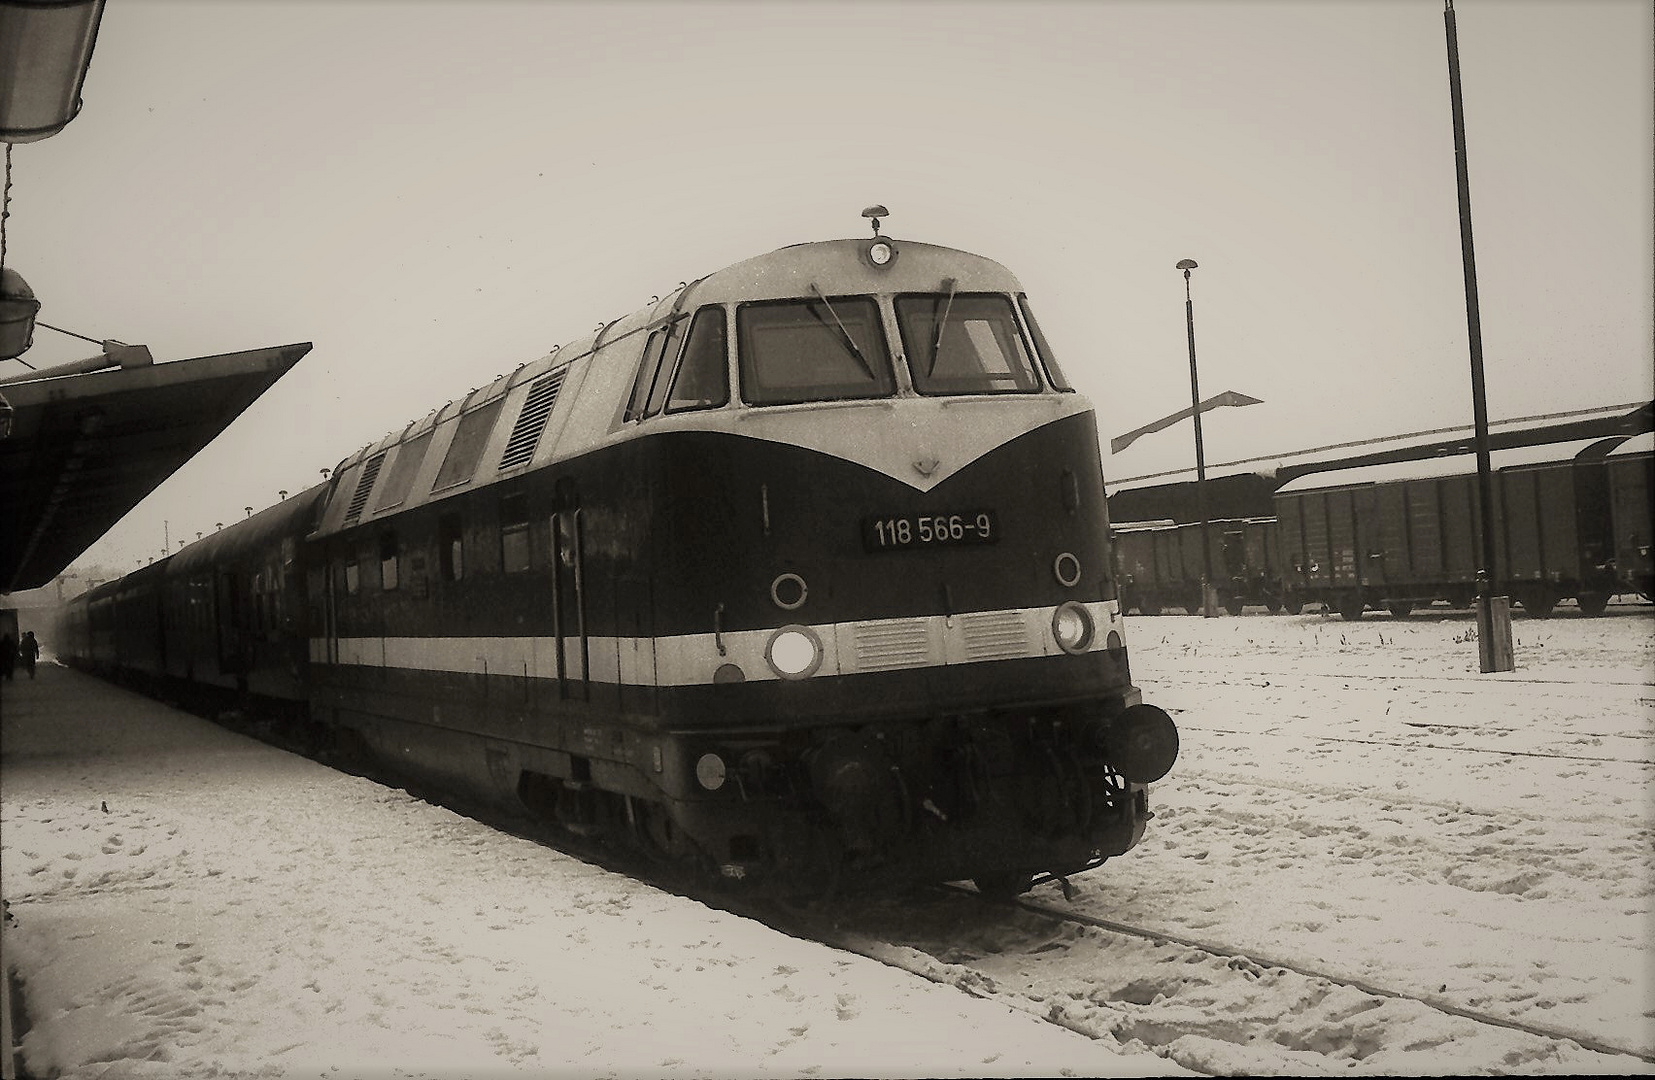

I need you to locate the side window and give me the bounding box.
[1018,295,1073,392]
[500,493,531,573]
[344,561,360,596]
[642,318,689,418]
[432,398,506,491]
[379,533,399,590]
[624,329,668,422]
[666,306,730,413]
[625,317,686,422]
[439,513,465,582]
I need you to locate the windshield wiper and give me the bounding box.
[927,277,958,376]
[807,284,876,380]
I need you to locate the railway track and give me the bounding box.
[997,889,1655,1065]
[760,883,1654,1075]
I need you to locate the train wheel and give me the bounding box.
[973,871,1035,901]
[1265,597,1284,614]
[1520,588,1556,619]
[1223,597,1244,616]
[1283,596,1304,615]
[1339,593,1365,621]
[1387,601,1414,618]
[1576,591,1610,617]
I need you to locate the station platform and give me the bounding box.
[0,660,220,760]
[0,662,1149,1078]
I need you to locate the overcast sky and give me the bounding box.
[6,0,1650,575]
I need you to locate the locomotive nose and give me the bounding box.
[1100,703,1179,784]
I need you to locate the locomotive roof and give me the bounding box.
[311,236,1064,539]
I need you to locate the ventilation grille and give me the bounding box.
[342,453,385,527]
[853,619,931,672]
[960,610,1030,662]
[499,371,566,471]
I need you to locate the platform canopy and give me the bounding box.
[0,342,310,591]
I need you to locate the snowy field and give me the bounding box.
[2,601,1651,1078]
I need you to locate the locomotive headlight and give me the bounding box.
[765,625,824,679]
[1052,602,1095,654]
[863,238,897,268]
[695,752,728,791]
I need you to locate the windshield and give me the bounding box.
[737,296,895,406]
[894,293,1042,396]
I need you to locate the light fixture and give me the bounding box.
[0,0,107,144]
[861,204,897,269]
[1052,601,1095,654]
[0,266,38,360]
[765,625,823,679]
[695,752,727,791]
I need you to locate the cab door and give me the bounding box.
[553,505,588,701]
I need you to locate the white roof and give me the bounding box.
[1275,437,1629,494]
[1608,431,1653,457]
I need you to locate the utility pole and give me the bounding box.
[1444,0,1513,672]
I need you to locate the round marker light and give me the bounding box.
[1052,602,1095,654]
[696,752,728,791]
[868,240,893,265]
[765,625,823,679]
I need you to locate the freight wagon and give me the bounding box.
[1274,438,1626,619]
[1112,518,1284,615]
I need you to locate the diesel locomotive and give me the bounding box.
[62,216,1178,898]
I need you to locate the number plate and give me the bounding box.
[863,511,999,551]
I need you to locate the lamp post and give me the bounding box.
[1443,0,1513,672]
[1176,258,1218,617]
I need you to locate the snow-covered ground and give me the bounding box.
[2,601,1651,1077]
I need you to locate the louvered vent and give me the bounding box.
[342,453,385,527]
[499,371,566,471]
[853,618,931,672]
[960,610,1030,662]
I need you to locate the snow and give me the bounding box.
[2,601,1651,1077]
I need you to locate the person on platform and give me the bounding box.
[18,631,39,679]
[0,631,14,681]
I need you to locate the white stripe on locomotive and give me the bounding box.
[310,600,1123,687]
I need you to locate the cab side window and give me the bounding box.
[439,513,465,582]
[666,307,729,412]
[625,316,687,422]
[500,493,531,573]
[379,532,399,590]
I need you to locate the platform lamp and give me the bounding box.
[0,266,37,360]
[0,0,108,361]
